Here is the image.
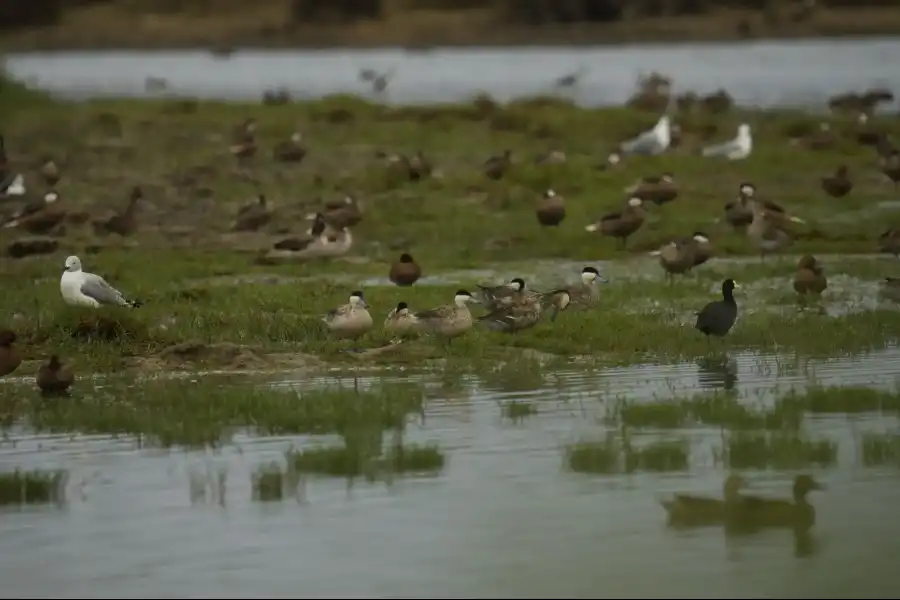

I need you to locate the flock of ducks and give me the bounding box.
[661,473,824,533]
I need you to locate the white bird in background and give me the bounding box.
[619,115,671,156]
[702,123,753,160]
[0,173,25,197]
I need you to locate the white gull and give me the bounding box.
[619,115,671,156]
[702,124,752,160]
[60,255,142,308]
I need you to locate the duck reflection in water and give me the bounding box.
[696,355,738,391]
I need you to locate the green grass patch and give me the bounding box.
[721,431,838,469]
[0,468,67,506]
[566,433,689,474]
[861,433,900,468]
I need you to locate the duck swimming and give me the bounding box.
[660,474,746,527]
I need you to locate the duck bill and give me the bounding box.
[597,275,609,283]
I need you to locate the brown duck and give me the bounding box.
[229,118,257,160]
[272,132,306,163]
[585,197,647,248]
[881,150,900,188]
[1,190,65,234]
[484,150,511,180]
[318,195,362,231]
[40,157,61,187]
[748,197,805,259]
[659,474,746,528]
[407,150,432,181]
[535,188,565,227]
[793,255,827,300]
[878,228,900,258]
[231,194,272,232]
[626,172,678,206]
[0,329,22,377]
[735,475,824,532]
[389,253,422,286]
[651,236,699,281]
[821,165,852,198]
[273,213,328,250]
[723,183,755,230]
[37,354,75,397]
[93,186,143,237]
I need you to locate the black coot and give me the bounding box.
[695,279,739,339]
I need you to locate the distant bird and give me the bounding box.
[231,194,272,232]
[389,253,422,286]
[535,188,565,226]
[40,157,60,187]
[702,124,752,160]
[695,279,739,342]
[626,172,678,206]
[619,115,671,156]
[881,150,900,188]
[37,355,75,397]
[554,65,587,89]
[723,182,756,230]
[1,190,65,234]
[879,228,900,258]
[585,197,647,248]
[93,186,143,237]
[793,255,827,303]
[60,255,142,309]
[484,150,512,180]
[821,165,852,198]
[272,131,307,163]
[747,197,805,259]
[0,329,22,377]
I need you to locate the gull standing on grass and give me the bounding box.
[60,255,142,308]
[619,115,671,156]
[702,124,753,160]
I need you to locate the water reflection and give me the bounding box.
[6,38,900,107]
[1,348,900,596]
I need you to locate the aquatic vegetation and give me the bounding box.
[722,432,838,470]
[566,434,689,474]
[251,462,296,502]
[502,400,538,421]
[0,468,67,506]
[0,377,425,448]
[779,385,900,414]
[860,433,900,468]
[613,392,803,431]
[288,440,445,479]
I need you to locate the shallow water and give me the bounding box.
[6,38,900,108]
[3,348,900,597]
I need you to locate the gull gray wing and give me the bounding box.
[701,140,737,157]
[81,273,129,306]
[620,131,657,156]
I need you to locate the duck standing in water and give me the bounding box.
[322,291,373,343]
[37,354,75,397]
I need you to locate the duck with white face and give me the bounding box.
[413,290,480,343]
[322,290,373,341]
[475,277,527,310]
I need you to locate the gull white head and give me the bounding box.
[737,124,751,141]
[628,196,643,208]
[454,290,476,306]
[581,266,607,284]
[349,290,368,308]
[63,255,82,273]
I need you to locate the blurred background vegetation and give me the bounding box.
[2,0,897,30]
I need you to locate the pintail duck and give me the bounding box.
[881,150,900,188]
[660,474,746,527]
[476,277,527,310]
[535,188,565,227]
[37,354,75,397]
[272,131,307,163]
[747,197,805,259]
[557,266,607,309]
[793,255,827,302]
[413,290,479,342]
[585,197,647,249]
[93,186,143,237]
[231,194,272,232]
[389,252,421,286]
[625,172,678,206]
[878,227,900,258]
[821,165,852,198]
[1,190,65,234]
[484,150,511,180]
[723,183,755,230]
[0,329,22,377]
[322,291,373,340]
[384,301,419,337]
[650,233,710,281]
[735,475,824,532]
[478,289,571,332]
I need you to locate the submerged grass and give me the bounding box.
[0,468,67,506]
[566,433,689,474]
[860,433,900,468]
[0,376,425,448]
[288,441,445,478]
[2,88,900,369]
[722,431,838,470]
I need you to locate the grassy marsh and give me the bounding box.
[0,468,67,506]
[2,79,900,371]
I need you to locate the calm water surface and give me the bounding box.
[2,348,900,598]
[5,38,900,108]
